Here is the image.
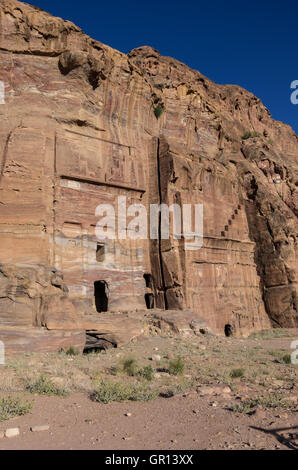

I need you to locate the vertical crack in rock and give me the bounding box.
[1,129,15,185]
[156,137,168,310]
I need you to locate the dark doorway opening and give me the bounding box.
[144,273,154,309]
[145,293,154,309]
[94,280,109,312]
[144,273,152,289]
[224,324,232,337]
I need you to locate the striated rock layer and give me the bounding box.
[0,0,297,352]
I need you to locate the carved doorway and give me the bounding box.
[94,280,109,312]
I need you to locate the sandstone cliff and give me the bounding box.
[0,0,297,352]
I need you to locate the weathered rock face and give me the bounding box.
[128,47,297,332]
[0,0,297,352]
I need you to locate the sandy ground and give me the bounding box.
[0,330,297,450]
[0,392,297,450]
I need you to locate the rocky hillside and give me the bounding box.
[0,0,296,352]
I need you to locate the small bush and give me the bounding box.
[154,105,164,119]
[230,401,256,414]
[25,375,68,397]
[242,131,261,140]
[92,381,131,404]
[161,379,194,398]
[261,392,288,408]
[92,380,158,404]
[269,351,292,363]
[169,357,185,376]
[65,346,80,356]
[122,357,138,377]
[230,368,245,378]
[0,396,33,422]
[129,385,158,402]
[281,354,291,364]
[231,393,291,413]
[139,365,155,382]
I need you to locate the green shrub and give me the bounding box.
[242,131,261,140]
[169,357,185,376]
[269,351,292,364]
[231,393,291,413]
[281,354,291,364]
[65,346,80,356]
[230,401,256,414]
[129,385,158,402]
[230,368,245,378]
[92,381,131,404]
[139,365,155,381]
[0,396,33,422]
[92,380,158,404]
[261,392,290,408]
[154,105,164,119]
[242,131,252,140]
[122,357,138,377]
[25,375,68,397]
[161,379,194,398]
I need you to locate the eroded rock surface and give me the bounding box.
[0,0,297,352]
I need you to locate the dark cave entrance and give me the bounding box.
[144,273,154,309]
[94,280,109,312]
[224,324,233,337]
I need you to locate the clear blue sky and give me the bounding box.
[29,0,298,133]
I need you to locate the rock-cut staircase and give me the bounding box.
[220,204,242,238]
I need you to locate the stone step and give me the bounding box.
[219,205,242,238]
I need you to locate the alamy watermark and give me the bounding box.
[95,197,203,251]
[0,341,5,365]
[290,80,298,104]
[291,340,298,365]
[0,80,5,104]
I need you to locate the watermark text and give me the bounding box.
[0,341,5,365]
[290,80,298,104]
[291,340,298,364]
[95,197,203,251]
[0,81,5,104]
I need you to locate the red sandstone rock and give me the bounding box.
[0,1,296,353]
[0,326,86,355]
